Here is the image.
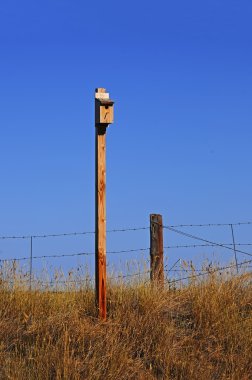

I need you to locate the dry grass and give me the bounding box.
[0,266,251,380]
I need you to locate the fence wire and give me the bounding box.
[163,225,252,258]
[166,259,252,284]
[1,220,252,286]
[1,220,252,240]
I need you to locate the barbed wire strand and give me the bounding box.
[0,227,149,240]
[0,221,252,240]
[3,242,252,264]
[109,270,150,280]
[166,259,252,284]
[17,271,151,285]
[164,243,252,249]
[0,247,150,263]
[0,231,95,240]
[163,226,252,257]
[10,260,251,287]
[169,222,252,228]
[166,258,181,273]
[2,239,252,263]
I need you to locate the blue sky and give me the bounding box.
[0,0,252,273]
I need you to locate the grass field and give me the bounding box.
[0,264,251,379]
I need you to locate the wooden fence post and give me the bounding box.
[95,88,114,320]
[150,214,164,287]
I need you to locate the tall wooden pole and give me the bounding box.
[95,88,114,320]
[150,214,164,287]
[95,125,107,319]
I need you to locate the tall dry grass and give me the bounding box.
[0,264,251,379]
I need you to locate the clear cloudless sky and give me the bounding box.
[0,0,252,271]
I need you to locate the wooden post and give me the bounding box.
[150,214,164,287]
[95,88,114,320]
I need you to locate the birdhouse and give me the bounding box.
[95,88,114,125]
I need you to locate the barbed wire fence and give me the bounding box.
[0,220,252,289]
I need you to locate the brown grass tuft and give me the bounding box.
[0,267,251,379]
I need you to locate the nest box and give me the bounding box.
[95,88,114,125]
